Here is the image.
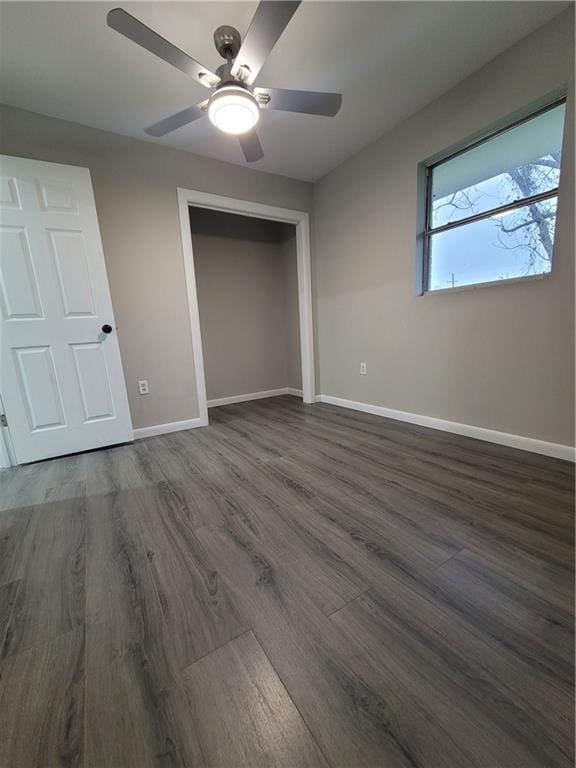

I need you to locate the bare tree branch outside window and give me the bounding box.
[431,152,560,276]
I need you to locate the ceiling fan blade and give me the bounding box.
[239,130,264,162]
[230,1,300,85]
[144,101,208,137]
[254,87,342,117]
[107,8,220,89]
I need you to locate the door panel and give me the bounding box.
[49,229,97,317]
[0,226,44,319]
[0,155,133,463]
[70,342,115,422]
[36,178,78,213]
[0,176,22,209]
[12,346,66,431]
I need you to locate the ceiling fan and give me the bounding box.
[107,2,342,162]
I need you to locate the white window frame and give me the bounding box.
[419,96,566,295]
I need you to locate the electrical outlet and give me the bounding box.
[360,362,367,375]
[138,379,150,395]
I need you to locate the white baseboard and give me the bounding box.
[207,388,302,408]
[133,416,207,440]
[317,395,575,462]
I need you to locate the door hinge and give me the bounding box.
[0,414,7,428]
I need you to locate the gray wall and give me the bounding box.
[190,209,300,400]
[313,10,575,446]
[0,105,312,428]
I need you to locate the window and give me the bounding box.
[423,100,566,292]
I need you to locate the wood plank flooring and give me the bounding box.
[0,395,573,767]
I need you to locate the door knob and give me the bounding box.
[101,324,113,334]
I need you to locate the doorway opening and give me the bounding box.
[177,189,315,427]
[190,207,301,411]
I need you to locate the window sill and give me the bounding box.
[421,272,551,296]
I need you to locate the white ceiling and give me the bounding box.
[0,1,568,181]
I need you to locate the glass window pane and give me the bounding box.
[427,198,556,291]
[430,103,565,228]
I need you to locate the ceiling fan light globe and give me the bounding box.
[208,86,260,135]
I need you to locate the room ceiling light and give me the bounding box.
[207,85,260,135]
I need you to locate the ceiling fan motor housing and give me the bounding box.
[213,25,242,60]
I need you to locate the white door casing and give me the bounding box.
[0,155,133,463]
[176,187,316,424]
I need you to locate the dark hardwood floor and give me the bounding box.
[0,396,573,767]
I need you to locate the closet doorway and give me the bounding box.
[177,189,315,426]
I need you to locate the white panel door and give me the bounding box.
[0,155,133,463]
